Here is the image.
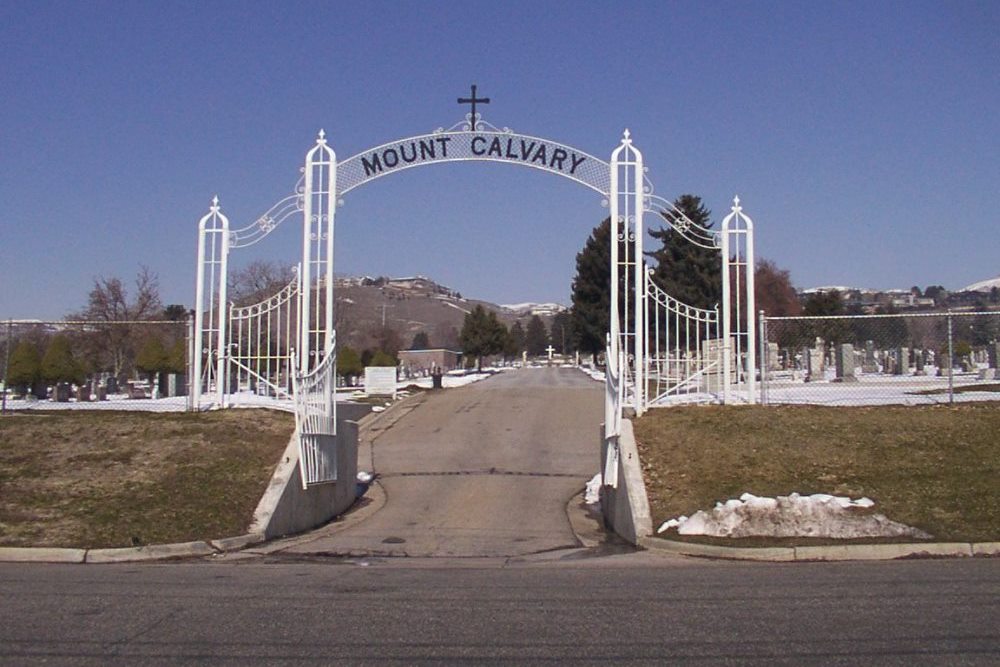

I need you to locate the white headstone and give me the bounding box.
[364,366,397,397]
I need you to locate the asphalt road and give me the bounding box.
[1,557,997,665]
[283,367,604,558]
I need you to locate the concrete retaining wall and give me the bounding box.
[600,419,653,545]
[250,409,365,540]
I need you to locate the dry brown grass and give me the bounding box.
[633,403,1000,544]
[0,410,293,548]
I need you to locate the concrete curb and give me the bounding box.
[640,536,998,562]
[0,547,87,564]
[210,533,265,552]
[85,541,218,563]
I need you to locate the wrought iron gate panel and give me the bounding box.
[227,272,300,401]
[645,266,721,404]
[293,340,337,488]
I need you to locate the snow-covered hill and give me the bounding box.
[962,276,1000,293]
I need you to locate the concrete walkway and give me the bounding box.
[278,367,603,558]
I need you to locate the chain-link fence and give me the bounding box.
[760,311,1000,406]
[1,319,192,413]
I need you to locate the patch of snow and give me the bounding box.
[963,275,1000,292]
[441,301,471,314]
[584,473,602,505]
[657,492,931,539]
[371,405,386,413]
[356,471,373,484]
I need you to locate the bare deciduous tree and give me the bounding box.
[70,267,164,379]
[228,260,295,307]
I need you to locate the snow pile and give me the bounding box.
[657,492,932,539]
[356,471,373,484]
[584,473,602,505]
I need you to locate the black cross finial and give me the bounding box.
[457,84,490,130]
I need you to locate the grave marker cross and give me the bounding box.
[457,84,490,129]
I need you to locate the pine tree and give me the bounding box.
[525,315,549,356]
[8,340,42,396]
[505,321,525,359]
[135,338,169,379]
[550,311,573,354]
[409,331,431,350]
[459,305,507,370]
[370,350,397,367]
[570,218,612,362]
[41,335,84,385]
[647,195,722,310]
[337,347,363,382]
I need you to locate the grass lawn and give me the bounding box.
[0,410,293,549]
[633,403,1000,544]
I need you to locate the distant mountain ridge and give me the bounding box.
[332,274,563,352]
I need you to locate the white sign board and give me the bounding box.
[364,366,397,397]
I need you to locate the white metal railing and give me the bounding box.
[227,272,300,402]
[292,340,337,488]
[603,335,622,488]
[645,266,722,405]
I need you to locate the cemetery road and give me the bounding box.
[285,366,604,558]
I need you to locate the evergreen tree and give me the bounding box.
[41,335,84,385]
[802,290,850,344]
[370,350,397,367]
[505,321,525,360]
[8,340,42,395]
[337,346,363,382]
[570,218,612,362]
[647,195,722,310]
[135,338,169,379]
[409,331,431,350]
[459,305,507,370]
[166,340,187,374]
[525,315,549,356]
[550,311,573,354]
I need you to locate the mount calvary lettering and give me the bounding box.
[360,133,588,178]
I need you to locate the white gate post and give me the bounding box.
[609,130,645,415]
[193,196,230,409]
[720,196,756,404]
[299,130,338,374]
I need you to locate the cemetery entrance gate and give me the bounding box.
[193,110,756,487]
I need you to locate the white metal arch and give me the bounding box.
[192,120,757,486]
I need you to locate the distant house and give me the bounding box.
[398,349,462,375]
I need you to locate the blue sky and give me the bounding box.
[1,1,996,318]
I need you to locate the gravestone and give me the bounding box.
[936,352,952,377]
[76,382,91,402]
[894,347,910,375]
[962,356,977,373]
[833,343,858,382]
[913,350,926,376]
[105,377,119,394]
[766,342,780,371]
[166,373,187,397]
[805,347,824,382]
[54,383,71,402]
[96,385,108,401]
[862,341,878,373]
[981,342,1000,380]
[704,337,737,392]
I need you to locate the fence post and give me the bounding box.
[2,319,10,415]
[758,310,767,405]
[186,313,195,412]
[947,311,954,405]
